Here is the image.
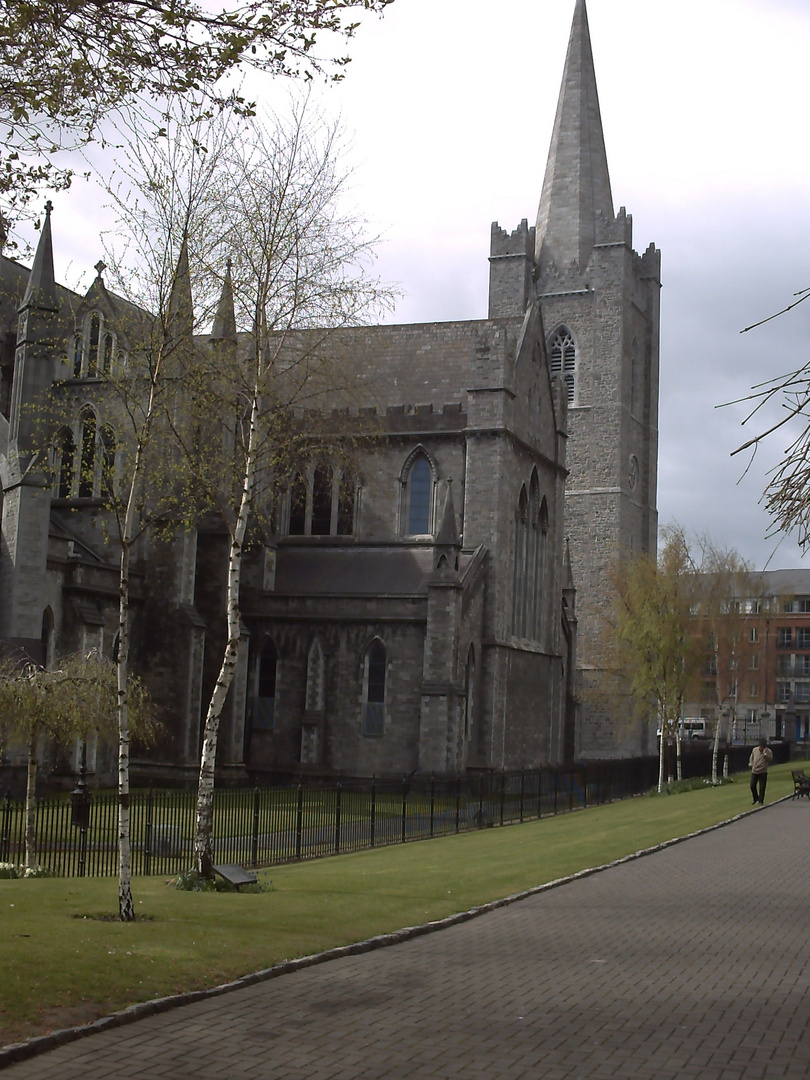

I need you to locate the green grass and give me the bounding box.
[0,764,793,1048]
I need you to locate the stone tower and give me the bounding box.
[0,204,61,658]
[490,0,661,757]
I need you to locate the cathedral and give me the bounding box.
[0,0,659,787]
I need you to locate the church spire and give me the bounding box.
[22,201,58,312]
[535,0,614,273]
[166,235,194,344]
[210,258,236,342]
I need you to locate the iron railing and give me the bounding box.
[0,753,727,878]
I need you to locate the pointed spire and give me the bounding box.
[435,479,461,548]
[21,201,58,311]
[535,0,614,272]
[210,258,237,342]
[166,235,194,342]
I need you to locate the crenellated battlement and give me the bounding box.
[488,219,536,320]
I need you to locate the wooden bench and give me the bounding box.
[212,863,258,891]
[791,770,810,799]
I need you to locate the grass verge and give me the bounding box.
[1,764,794,1047]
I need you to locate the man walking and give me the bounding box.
[748,737,773,805]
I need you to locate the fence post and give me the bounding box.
[251,789,260,866]
[1,792,10,862]
[334,780,342,854]
[537,769,543,820]
[144,787,154,877]
[370,775,376,848]
[519,769,525,823]
[553,768,559,815]
[295,780,304,860]
[401,774,408,844]
[429,773,435,838]
[455,776,461,833]
[500,770,506,826]
[478,775,484,829]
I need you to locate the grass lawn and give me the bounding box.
[0,764,794,1048]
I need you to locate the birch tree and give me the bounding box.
[46,109,231,917]
[608,530,703,793]
[688,540,757,784]
[176,99,391,877]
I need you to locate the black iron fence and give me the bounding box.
[0,749,774,878]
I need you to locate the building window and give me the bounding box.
[100,425,116,495]
[777,627,793,649]
[749,653,760,671]
[361,640,386,736]
[56,428,75,498]
[749,626,760,643]
[548,326,576,404]
[311,464,332,536]
[748,684,759,699]
[406,455,433,535]
[286,465,357,537]
[87,313,100,376]
[777,682,791,704]
[797,628,810,649]
[777,655,793,677]
[253,639,277,730]
[305,638,325,713]
[78,409,97,498]
[464,645,475,741]
[336,471,355,535]
[288,474,307,535]
[72,334,83,378]
[102,332,115,374]
[796,682,810,705]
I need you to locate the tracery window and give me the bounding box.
[548,326,576,405]
[511,475,547,642]
[361,640,386,736]
[286,465,357,536]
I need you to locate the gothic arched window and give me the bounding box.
[512,485,529,637]
[100,425,116,495]
[306,638,326,712]
[253,638,278,731]
[288,473,307,536]
[72,334,83,378]
[311,464,332,536]
[103,332,115,374]
[336,470,356,535]
[78,409,97,498]
[361,640,386,736]
[56,427,75,498]
[405,454,433,535]
[549,326,576,405]
[86,313,101,377]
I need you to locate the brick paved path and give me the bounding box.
[5,800,810,1079]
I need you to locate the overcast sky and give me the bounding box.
[34,0,810,571]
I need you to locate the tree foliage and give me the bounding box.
[0,650,154,874]
[609,530,702,743]
[0,0,394,233]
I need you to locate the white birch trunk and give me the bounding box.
[24,725,38,874]
[116,369,158,920]
[194,387,260,877]
[658,728,665,795]
[117,535,134,921]
[676,732,682,782]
